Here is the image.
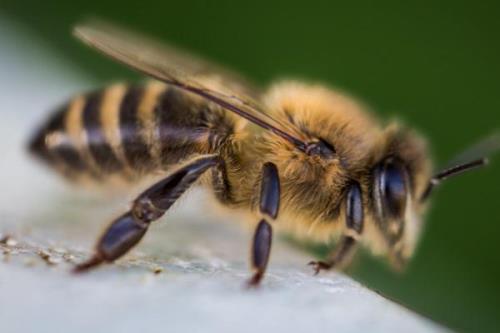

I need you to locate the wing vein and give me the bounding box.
[73,20,307,149]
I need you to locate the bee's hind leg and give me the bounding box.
[309,182,364,275]
[248,162,281,287]
[73,154,222,273]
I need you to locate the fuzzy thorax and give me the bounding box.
[258,82,382,225]
[231,81,432,260]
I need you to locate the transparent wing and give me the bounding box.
[73,19,306,148]
[76,19,258,97]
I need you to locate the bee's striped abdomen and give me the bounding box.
[119,86,152,171]
[28,105,87,175]
[156,86,212,166]
[29,81,235,183]
[82,90,123,174]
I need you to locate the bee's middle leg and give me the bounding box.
[309,181,364,274]
[248,162,281,287]
[73,154,222,273]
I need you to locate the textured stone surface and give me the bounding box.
[0,16,448,333]
[0,222,447,333]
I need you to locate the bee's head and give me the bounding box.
[370,126,432,270]
[372,128,498,270]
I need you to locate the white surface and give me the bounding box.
[0,15,448,333]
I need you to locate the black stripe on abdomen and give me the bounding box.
[82,91,122,173]
[29,106,86,173]
[156,87,209,166]
[119,86,152,171]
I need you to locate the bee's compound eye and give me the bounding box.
[375,159,408,219]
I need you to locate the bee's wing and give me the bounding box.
[73,20,306,148]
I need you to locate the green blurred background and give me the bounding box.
[2,0,499,331]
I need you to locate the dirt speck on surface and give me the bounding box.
[0,234,18,247]
[152,266,164,275]
[38,249,61,266]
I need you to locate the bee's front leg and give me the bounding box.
[73,154,221,273]
[248,162,280,287]
[309,182,364,275]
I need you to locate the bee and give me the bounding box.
[28,20,500,286]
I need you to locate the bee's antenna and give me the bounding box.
[420,158,488,202]
[420,132,500,202]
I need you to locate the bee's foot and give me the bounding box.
[308,261,333,275]
[72,254,103,274]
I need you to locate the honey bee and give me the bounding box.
[28,20,500,286]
